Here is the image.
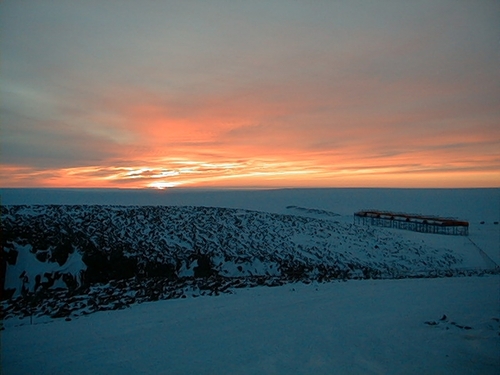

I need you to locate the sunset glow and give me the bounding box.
[1,1,499,188]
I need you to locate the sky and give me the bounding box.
[1,1,499,189]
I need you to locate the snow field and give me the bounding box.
[2,275,499,375]
[1,188,498,374]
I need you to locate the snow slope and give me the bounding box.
[1,188,499,374]
[2,188,498,223]
[2,203,494,320]
[2,276,499,375]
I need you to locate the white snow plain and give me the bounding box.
[1,188,499,374]
[2,277,499,375]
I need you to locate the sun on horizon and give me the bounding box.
[1,1,499,189]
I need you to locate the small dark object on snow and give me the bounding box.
[440,314,447,321]
[450,322,472,330]
[65,317,72,322]
[480,221,485,224]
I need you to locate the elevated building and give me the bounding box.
[354,210,469,236]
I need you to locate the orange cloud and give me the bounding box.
[2,79,499,189]
[2,1,499,188]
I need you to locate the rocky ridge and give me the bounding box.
[1,205,474,320]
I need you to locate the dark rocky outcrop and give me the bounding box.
[1,204,490,320]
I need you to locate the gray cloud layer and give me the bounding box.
[1,0,499,186]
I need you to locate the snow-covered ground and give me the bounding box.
[2,276,499,375]
[1,188,499,374]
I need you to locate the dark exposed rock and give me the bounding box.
[193,254,215,279]
[143,262,176,279]
[4,249,19,266]
[52,239,74,266]
[2,288,15,301]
